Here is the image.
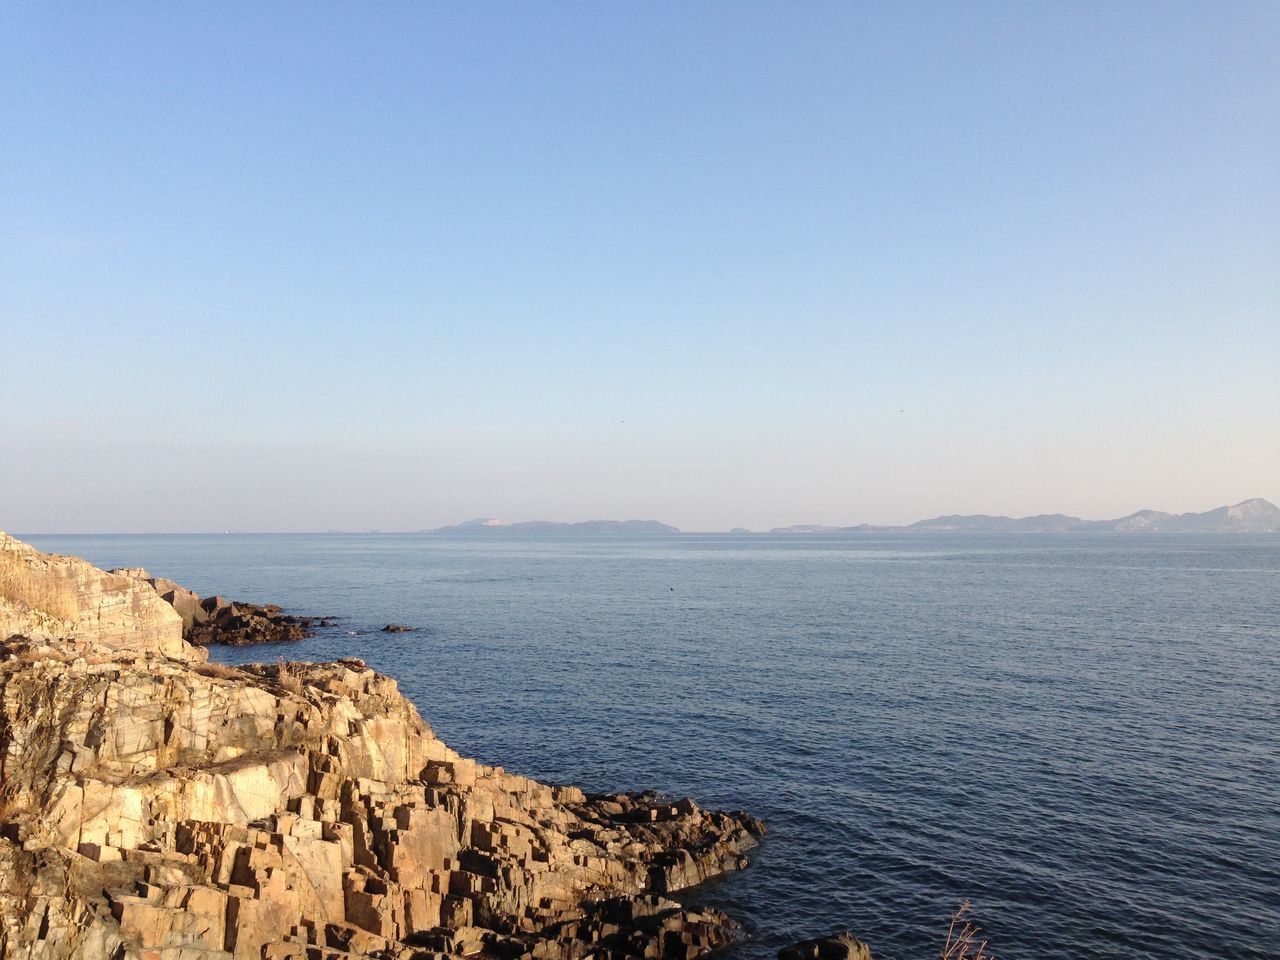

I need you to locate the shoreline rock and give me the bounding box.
[779,932,874,960]
[1,535,189,660]
[110,569,323,646]
[0,532,767,959]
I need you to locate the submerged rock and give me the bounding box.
[0,532,764,959]
[381,624,415,633]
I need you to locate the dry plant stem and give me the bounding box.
[0,545,79,621]
[275,655,304,695]
[941,901,995,960]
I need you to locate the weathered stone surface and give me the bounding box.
[1,532,193,661]
[0,534,765,960]
[779,932,874,960]
[109,570,318,647]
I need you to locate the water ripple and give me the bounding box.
[27,532,1280,960]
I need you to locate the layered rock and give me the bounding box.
[0,533,190,661]
[0,534,763,960]
[110,570,320,646]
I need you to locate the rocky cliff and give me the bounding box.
[0,533,189,661]
[108,570,322,646]
[0,534,764,960]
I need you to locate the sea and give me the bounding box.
[21,532,1280,960]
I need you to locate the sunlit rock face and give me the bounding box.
[0,532,193,662]
[107,569,320,647]
[0,533,762,960]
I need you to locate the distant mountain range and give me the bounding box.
[428,519,680,536]
[770,498,1280,534]
[426,500,1279,536]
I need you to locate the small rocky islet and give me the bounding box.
[0,531,874,960]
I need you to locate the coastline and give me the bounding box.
[9,530,1275,958]
[0,531,795,960]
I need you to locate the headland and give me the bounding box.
[0,531,862,960]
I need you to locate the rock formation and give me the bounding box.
[109,570,321,646]
[778,933,873,960]
[0,534,187,661]
[0,533,764,959]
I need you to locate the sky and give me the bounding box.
[2,2,1278,533]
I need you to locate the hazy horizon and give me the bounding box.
[7,494,1278,536]
[4,4,1277,535]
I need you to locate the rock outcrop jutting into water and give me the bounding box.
[0,532,765,960]
[106,570,322,646]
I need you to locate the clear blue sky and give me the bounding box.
[3,2,1277,532]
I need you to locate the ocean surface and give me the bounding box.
[22,532,1280,960]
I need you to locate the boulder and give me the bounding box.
[780,932,874,960]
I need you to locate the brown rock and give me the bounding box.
[0,533,766,960]
[779,932,874,960]
[1,531,195,662]
[106,567,318,647]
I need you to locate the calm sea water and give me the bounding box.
[21,533,1280,960]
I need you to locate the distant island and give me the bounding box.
[428,518,680,536]
[424,500,1280,537]
[771,498,1280,534]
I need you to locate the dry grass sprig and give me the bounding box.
[0,548,79,621]
[275,657,304,696]
[193,660,244,681]
[941,901,995,960]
